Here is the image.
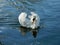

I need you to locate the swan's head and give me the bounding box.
[30,12,40,21]
[30,12,37,16]
[28,12,38,23]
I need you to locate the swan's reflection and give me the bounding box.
[19,26,31,36]
[0,41,4,45]
[19,26,40,45]
[32,30,38,38]
[19,26,40,38]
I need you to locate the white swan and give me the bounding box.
[18,12,40,29]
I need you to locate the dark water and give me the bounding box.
[0,0,60,45]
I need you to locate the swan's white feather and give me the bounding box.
[18,12,40,29]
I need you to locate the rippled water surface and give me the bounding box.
[0,0,60,45]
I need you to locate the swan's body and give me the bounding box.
[18,12,40,29]
[18,12,31,27]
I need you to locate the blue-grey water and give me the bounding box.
[0,0,60,45]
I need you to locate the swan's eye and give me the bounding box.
[33,18,35,21]
[33,16,36,20]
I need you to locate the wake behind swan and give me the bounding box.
[18,12,40,29]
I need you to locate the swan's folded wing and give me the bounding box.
[24,18,31,27]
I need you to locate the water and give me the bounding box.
[0,0,60,45]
